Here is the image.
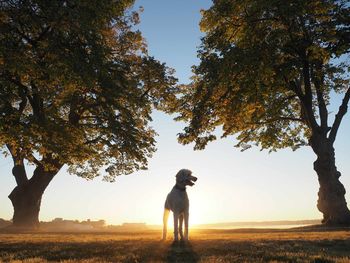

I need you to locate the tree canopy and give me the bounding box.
[0,0,177,181]
[176,0,350,152]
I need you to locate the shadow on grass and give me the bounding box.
[0,236,349,262]
[166,241,199,263]
[0,239,200,262]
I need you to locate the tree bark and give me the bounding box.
[8,166,58,229]
[310,135,350,225]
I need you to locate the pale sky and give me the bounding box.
[0,0,349,226]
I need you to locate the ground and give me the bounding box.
[0,228,350,262]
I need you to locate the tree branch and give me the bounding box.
[254,116,304,125]
[301,60,319,130]
[4,73,35,109]
[85,135,103,145]
[303,60,313,106]
[27,154,42,167]
[329,87,350,143]
[68,104,80,125]
[287,78,304,99]
[312,67,328,131]
[6,144,28,186]
[140,86,153,100]
[285,75,318,129]
[30,81,45,122]
[40,153,63,171]
[6,143,18,165]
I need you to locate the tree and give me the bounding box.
[0,0,177,228]
[175,0,350,225]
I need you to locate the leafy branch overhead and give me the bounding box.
[175,0,350,152]
[0,0,177,181]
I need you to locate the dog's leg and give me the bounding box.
[162,209,170,241]
[173,212,179,241]
[179,214,184,240]
[184,211,189,240]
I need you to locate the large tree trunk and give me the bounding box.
[8,166,57,229]
[311,135,350,225]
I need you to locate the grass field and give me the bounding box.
[0,228,350,262]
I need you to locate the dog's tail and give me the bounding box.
[162,208,170,241]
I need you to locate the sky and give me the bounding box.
[0,0,350,226]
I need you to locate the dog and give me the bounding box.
[162,169,197,241]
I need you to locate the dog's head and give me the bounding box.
[176,169,197,187]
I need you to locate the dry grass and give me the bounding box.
[0,228,350,262]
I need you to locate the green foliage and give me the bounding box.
[0,0,177,181]
[176,0,350,151]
